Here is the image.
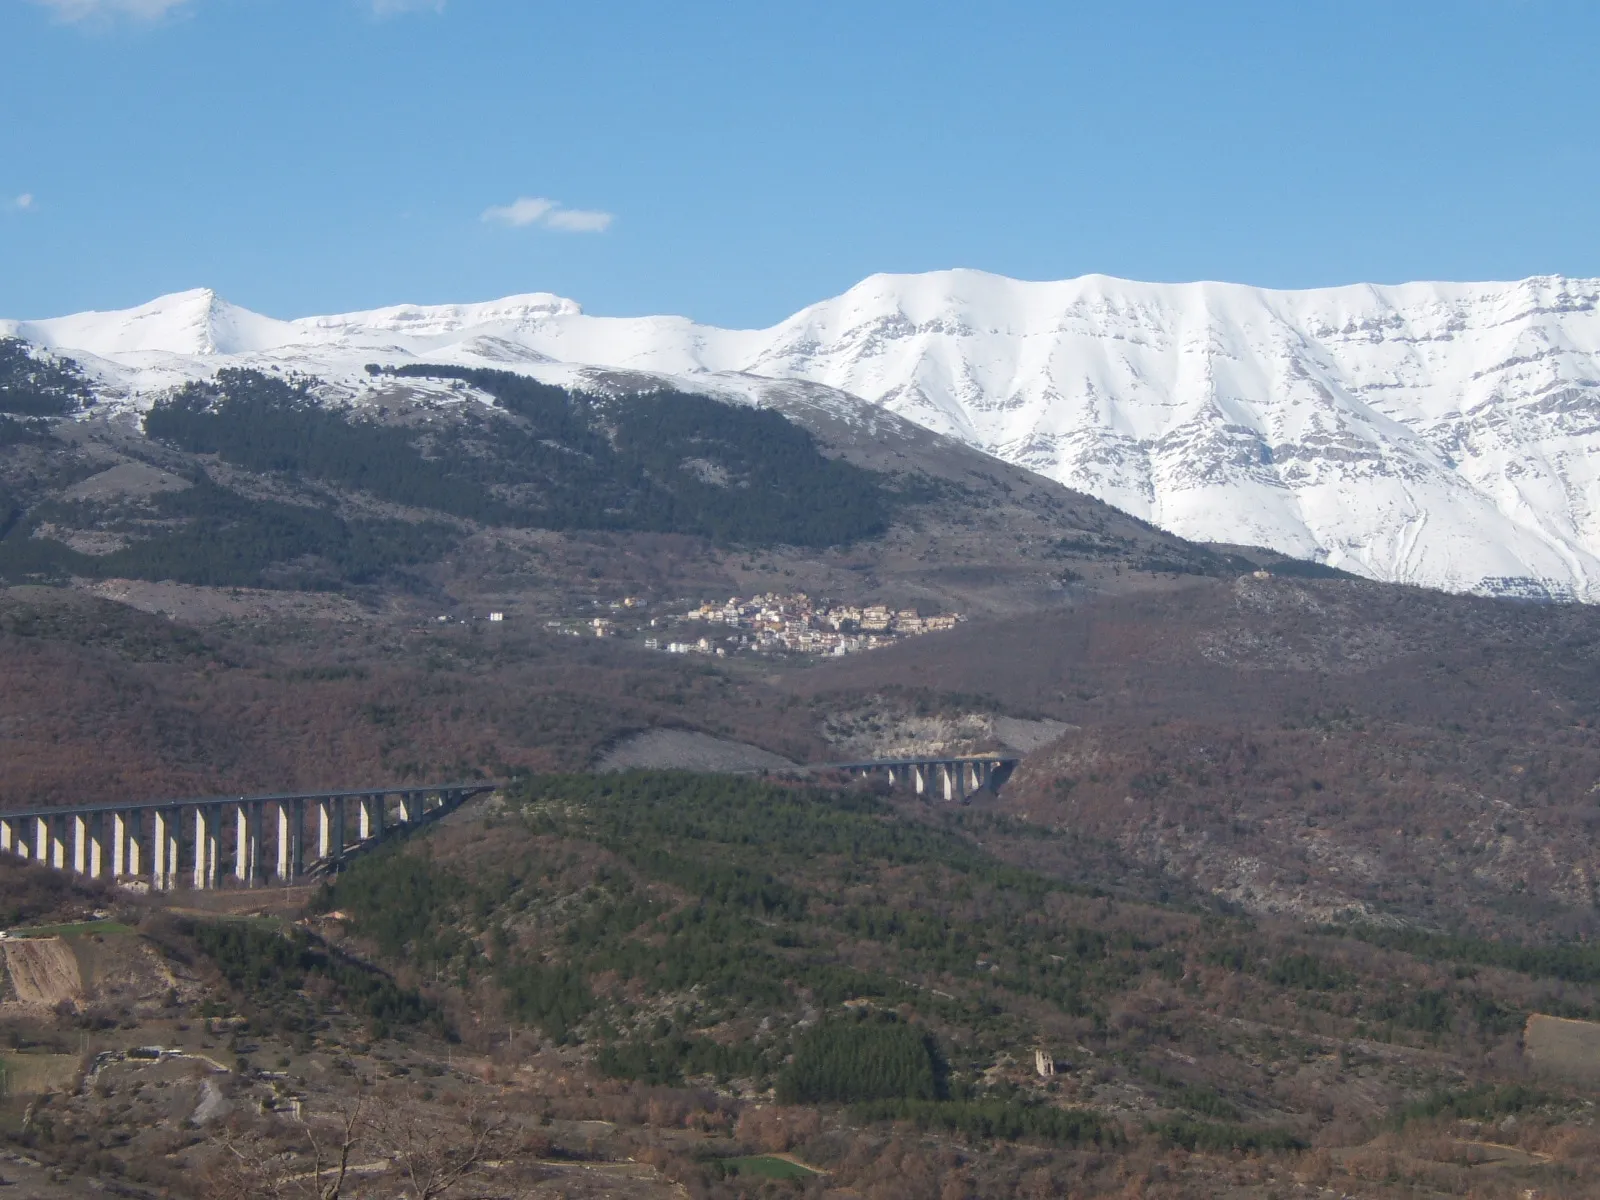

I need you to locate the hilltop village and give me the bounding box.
[539,592,964,658]
[661,592,963,657]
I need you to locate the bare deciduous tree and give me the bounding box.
[371,1093,506,1200]
[206,1097,369,1200]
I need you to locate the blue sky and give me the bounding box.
[2,0,1596,326]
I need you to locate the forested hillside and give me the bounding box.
[0,337,93,418]
[0,363,898,590]
[0,475,460,589]
[146,366,892,546]
[294,774,1597,1186]
[8,773,1600,1197]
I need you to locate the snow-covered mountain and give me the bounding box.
[8,270,1600,601]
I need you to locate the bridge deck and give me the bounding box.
[0,781,500,824]
[817,755,1019,771]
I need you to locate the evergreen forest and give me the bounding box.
[0,363,897,588]
[0,338,93,418]
[0,475,458,589]
[146,366,892,546]
[306,769,1600,1165]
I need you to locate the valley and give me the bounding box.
[8,0,1597,1189]
[0,333,1599,1197]
[2,774,1600,1198]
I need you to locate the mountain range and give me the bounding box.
[8,269,1600,601]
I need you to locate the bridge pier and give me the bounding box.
[292,797,306,879]
[234,801,264,886]
[73,813,105,879]
[359,794,383,842]
[152,809,172,890]
[0,781,495,890]
[127,811,143,878]
[193,805,221,890]
[189,809,201,889]
[277,798,304,882]
[209,804,223,887]
[112,812,130,876]
[165,812,180,889]
[250,801,265,883]
[35,815,66,871]
[317,797,348,864]
[823,755,1017,803]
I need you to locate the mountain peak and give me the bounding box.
[7,271,1600,602]
[14,288,296,359]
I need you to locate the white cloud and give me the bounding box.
[12,194,35,212]
[544,208,614,233]
[481,196,614,234]
[482,197,558,228]
[29,0,190,21]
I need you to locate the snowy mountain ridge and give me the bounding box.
[8,270,1600,601]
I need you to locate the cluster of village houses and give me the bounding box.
[645,592,962,658]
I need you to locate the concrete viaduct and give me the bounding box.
[0,755,1013,891]
[822,754,1018,802]
[0,783,497,892]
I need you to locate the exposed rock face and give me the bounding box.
[2,938,83,1009]
[741,272,1600,602]
[11,269,1600,600]
[819,696,1070,760]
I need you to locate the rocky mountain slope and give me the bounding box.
[784,569,1600,938]
[8,270,1600,600]
[1,325,1268,623]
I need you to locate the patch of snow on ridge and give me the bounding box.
[8,270,1600,602]
[14,289,297,357]
[296,293,583,336]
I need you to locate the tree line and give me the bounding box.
[0,338,93,418]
